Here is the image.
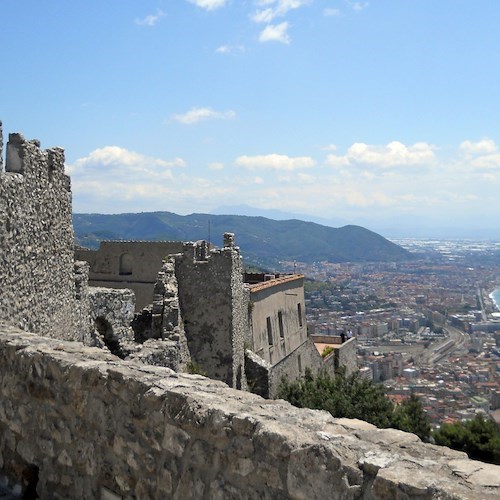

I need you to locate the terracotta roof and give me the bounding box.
[248,274,304,293]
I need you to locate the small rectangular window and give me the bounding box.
[278,311,284,338]
[298,354,302,373]
[267,316,273,345]
[297,303,303,327]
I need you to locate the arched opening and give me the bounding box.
[119,253,133,275]
[22,464,39,499]
[94,317,123,358]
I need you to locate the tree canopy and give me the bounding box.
[276,368,430,440]
[433,414,500,465]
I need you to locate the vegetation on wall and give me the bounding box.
[276,369,431,441]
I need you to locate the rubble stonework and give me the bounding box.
[87,287,135,356]
[175,239,249,389]
[0,128,87,340]
[0,327,499,499]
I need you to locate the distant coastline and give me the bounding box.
[489,288,500,311]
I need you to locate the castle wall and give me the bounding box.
[0,327,498,499]
[175,237,248,389]
[268,337,327,397]
[0,128,83,341]
[76,241,184,310]
[249,276,307,366]
[336,337,357,375]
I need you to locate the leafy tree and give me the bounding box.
[277,369,431,439]
[277,368,394,428]
[433,415,500,465]
[391,393,431,441]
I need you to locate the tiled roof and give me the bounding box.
[248,274,304,293]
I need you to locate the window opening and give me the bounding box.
[278,311,284,338]
[267,316,273,345]
[297,303,303,327]
[119,253,133,275]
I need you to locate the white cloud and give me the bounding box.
[297,172,315,183]
[252,0,311,23]
[455,138,500,171]
[259,22,291,44]
[320,143,338,151]
[470,154,500,170]
[254,176,264,184]
[235,153,315,170]
[67,146,189,211]
[134,9,165,26]
[326,141,435,168]
[323,8,341,17]
[351,2,369,11]
[215,44,246,54]
[68,146,185,176]
[208,162,225,170]
[187,0,228,10]
[171,107,236,124]
[459,138,497,155]
[252,8,276,24]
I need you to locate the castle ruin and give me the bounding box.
[0,122,499,498]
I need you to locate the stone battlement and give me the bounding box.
[0,123,85,340]
[0,326,499,499]
[2,129,69,189]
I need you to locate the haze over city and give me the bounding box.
[2,1,499,238]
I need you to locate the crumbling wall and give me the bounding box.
[87,287,135,356]
[0,327,499,500]
[175,236,248,389]
[244,349,272,398]
[76,241,185,310]
[128,255,191,371]
[0,127,84,340]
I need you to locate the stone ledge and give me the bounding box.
[0,325,499,499]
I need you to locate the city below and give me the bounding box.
[283,238,500,429]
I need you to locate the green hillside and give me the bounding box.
[73,211,413,268]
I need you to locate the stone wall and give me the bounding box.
[249,276,307,366]
[336,337,357,376]
[87,287,135,355]
[1,327,499,499]
[268,337,326,397]
[76,241,185,310]
[175,236,248,389]
[0,128,85,341]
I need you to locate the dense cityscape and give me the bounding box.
[284,239,500,430]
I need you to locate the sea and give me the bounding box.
[490,288,500,311]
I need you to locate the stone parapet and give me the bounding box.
[0,326,498,499]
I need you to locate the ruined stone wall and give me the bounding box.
[175,237,248,389]
[130,255,191,371]
[76,241,185,310]
[0,127,83,340]
[1,327,499,500]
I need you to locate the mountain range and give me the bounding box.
[73,211,414,269]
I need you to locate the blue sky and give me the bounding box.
[1,1,499,238]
